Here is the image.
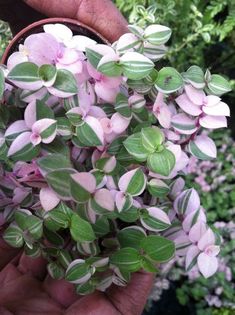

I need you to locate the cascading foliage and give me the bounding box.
[0,22,231,294]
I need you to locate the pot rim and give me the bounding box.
[1,17,109,64]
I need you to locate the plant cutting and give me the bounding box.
[0,19,231,295]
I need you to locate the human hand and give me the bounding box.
[0,253,154,315]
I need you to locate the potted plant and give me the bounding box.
[0,18,231,295]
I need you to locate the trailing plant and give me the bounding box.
[0,20,11,59]
[0,22,231,293]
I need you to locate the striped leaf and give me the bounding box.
[86,44,115,68]
[128,94,146,112]
[141,126,164,153]
[143,43,167,61]
[90,188,115,214]
[117,226,146,249]
[115,93,131,118]
[155,67,183,94]
[3,225,24,248]
[70,172,96,203]
[147,149,175,176]
[171,113,198,135]
[8,62,43,90]
[174,188,200,215]
[77,241,100,256]
[24,99,54,128]
[37,153,72,174]
[207,74,231,96]
[118,168,147,196]
[70,213,96,242]
[140,207,171,232]
[110,247,141,272]
[147,179,170,197]
[46,168,76,200]
[97,53,122,77]
[144,25,171,45]
[141,235,175,262]
[48,69,77,98]
[123,132,149,162]
[120,52,154,80]
[189,135,217,160]
[66,259,93,284]
[47,262,65,280]
[7,131,40,161]
[76,116,104,146]
[183,65,205,89]
[116,33,142,54]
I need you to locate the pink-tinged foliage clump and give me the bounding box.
[0,22,231,293]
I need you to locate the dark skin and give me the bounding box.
[0,1,154,314]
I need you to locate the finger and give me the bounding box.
[23,0,128,42]
[17,253,47,280]
[0,263,22,286]
[0,307,13,315]
[0,238,20,270]
[107,271,155,315]
[43,276,79,308]
[66,291,118,315]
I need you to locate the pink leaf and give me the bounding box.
[94,188,115,212]
[203,101,230,116]
[198,228,215,251]
[118,169,138,192]
[84,116,104,145]
[5,120,29,137]
[185,84,205,105]
[7,132,32,157]
[111,113,130,134]
[175,93,202,116]
[7,52,28,71]
[147,207,171,225]
[185,245,200,270]
[199,115,227,129]
[192,135,217,159]
[24,100,37,128]
[95,82,119,103]
[183,209,206,232]
[171,113,198,135]
[204,245,220,257]
[205,95,221,107]
[197,252,218,278]
[40,186,60,211]
[70,172,96,194]
[188,221,207,243]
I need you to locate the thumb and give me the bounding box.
[23,0,128,42]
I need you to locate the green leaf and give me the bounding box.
[35,99,55,120]
[141,235,175,262]
[118,205,139,223]
[44,227,64,247]
[110,247,141,272]
[8,62,40,82]
[76,121,102,147]
[183,65,205,89]
[46,168,76,199]
[47,262,64,280]
[53,69,77,94]
[107,136,126,155]
[70,214,96,242]
[125,168,147,196]
[144,25,171,45]
[92,217,110,237]
[140,209,171,232]
[147,149,175,176]
[65,259,92,284]
[86,47,103,68]
[117,226,146,249]
[37,153,72,174]
[155,67,183,93]
[97,56,122,77]
[123,132,149,162]
[76,282,95,295]
[141,256,158,273]
[120,52,154,80]
[147,179,170,197]
[58,250,72,268]
[115,93,132,118]
[207,74,231,96]
[38,64,57,84]
[44,209,70,231]
[3,226,24,248]
[141,127,164,152]
[26,215,43,240]
[0,68,5,99]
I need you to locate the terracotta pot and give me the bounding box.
[1,17,109,64]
